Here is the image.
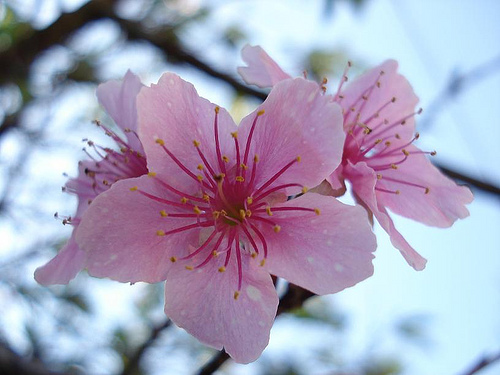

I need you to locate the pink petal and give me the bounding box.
[339,60,418,142]
[238,78,344,195]
[34,235,86,285]
[164,253,278,364]
[137,73,237,192]
[259,193,376,295]
[344,161,427,270]
[96,70,144,151]
[375,144,473,227]
[75,175,201,283]
[237,45,291,88]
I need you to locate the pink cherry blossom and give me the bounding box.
[238,45,473,270]
[75,73,376,363]
[34,71,148,285]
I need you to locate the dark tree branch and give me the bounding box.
[196,284,316,375]
[459,351,500,375]
[436,163,500,198]
[0,342,63,375]
[121,320,172,375]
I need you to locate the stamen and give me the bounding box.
[213,106,227,174]
[242,111,265,177]
[253,157,301,198]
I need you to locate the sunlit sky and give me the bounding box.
[2,0,500,374]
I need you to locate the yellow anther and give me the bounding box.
[193,206,202,215]
[296,156,302,162]
[415,132,420,139]
[402,149,410,156]
[395,133,401,139]
[430,151,437,156]
[254,154,260,163]
[185,266,194,271]
[260,259,266,267]
[220,209,227,216]
[214,106,220,114]
[218,266,226,273]
[376,81,381,88]
[156,230,165,236]
[203,194,210,202]
[197,164,204,170]
[193,140,200,147]
[212,250,218,257]
[363,127,372,135]
[250,252,257,259]
[314,208,321,215]
[257,109,265,116]
[401,120,407,125]
[231,131,238,139]
[147,172,157,177]
[273,225,281,233]
[246,209,252,218]
[181,197,188,204]
[213,211,221,219]
[197,175,203,181]
[395,190,401,195]
[240,163,248,170]
[302,186,309,194]
[233,291,240,300]
[266,206,273,216]
[390,164,398,170]
[170,256,177,263]
[247,197,253,205]
[236,176,245,182]
[375,139,382,145]
[160,210,168,217]
[425,187,430,194]
[239,209,246,220]
[136,152,144,158]
[222,155,229,163]
[155,138,165,146]
[391,97,397,103]
[376,174,383,180]
[129,186,138,191]
[385,141,391,147]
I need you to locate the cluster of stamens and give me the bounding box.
[129,107,320,300]
[334,64,436,196]
[63,120,148,207]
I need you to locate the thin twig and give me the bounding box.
[459,351,500,375]
[121,319,172,375]
[436,163,500,198]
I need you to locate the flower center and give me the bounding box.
[130,106,320,299]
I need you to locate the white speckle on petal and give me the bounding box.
[334,263,344,272]
[258,320,265,327]
[307,256,314,264]
[246,285,261,301]
[246,309,251,316]
[169,78,175,85]
[322,229,328,235]
[307,90,317,103]
[326,239,333,246]
[167,102,172,108]
[110,254,117,261]
[180,310,187,316]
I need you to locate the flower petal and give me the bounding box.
[237,44,291,88]
[138,73,237,191]
[164,254,278,364]
[259,193,376,295]
[344,161,427,270]
[340,60,418,142]
[238,78,344,195]
[375,144,473,227]
[96,70,144,151]
[34,235,86,285]
[75,175,202,283]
